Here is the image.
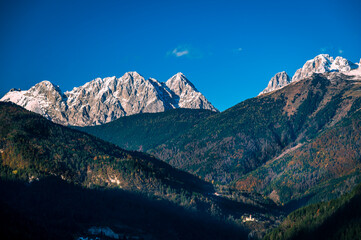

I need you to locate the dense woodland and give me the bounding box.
[237,101,361,205]
[0,102,281,239]
[264,182,361,240]
[78,108,217,152]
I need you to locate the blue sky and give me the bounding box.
[1,0,360,111]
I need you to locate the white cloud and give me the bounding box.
[237,47,243,52]
[167,45,203,59]
[171,48,189,57]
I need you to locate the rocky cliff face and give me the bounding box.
[1,72,218,126]
[260,54,360,95]
[258,71,291,95]
[292,54,359,82]
[166,72,213,109]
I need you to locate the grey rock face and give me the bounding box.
[258,71,291,95]
[165,72,216,110]
[259,54,359,95]
[1,72,218,126]
[292,54,358,82]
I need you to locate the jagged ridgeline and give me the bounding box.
[259,54,360,95]
[0,72,218,126]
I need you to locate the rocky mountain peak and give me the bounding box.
[29,80,62,94]
[260,54,360,95]
[163,73,217,112]
[292,54,358,82]
[121,71,144,81]
[166,72,197,95]
[258,71,291,95]
[1,71,218,126]
[331,56,358,72]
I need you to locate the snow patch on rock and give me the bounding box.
[259,54,360,95]
[1,72,218,126]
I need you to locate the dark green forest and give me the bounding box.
[78,108,217,152]
[264,182,361,240]
[0,102,280,239]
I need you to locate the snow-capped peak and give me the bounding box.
[122,71,143,79]
[166,72,198,94]
[1,71,218,126]
[259,54,360,96]
[292,54,358,82]
[31,80,61,91]
[259,71,291,95]
[175,72,186,78]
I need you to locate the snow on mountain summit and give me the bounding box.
[292,54,358,82]
[165,73,216,111]
[258,71,291,95]
[259,54,360,95]
[1,72,218,126]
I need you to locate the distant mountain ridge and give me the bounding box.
[260,54,361,95]
[0,72,218,126]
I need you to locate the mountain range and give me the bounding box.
[78,54,361,205]
[0,72,217,126]
[1,54,361,239]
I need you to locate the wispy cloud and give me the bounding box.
[167,45,203,59]
[338,49,343,54]
[171,48,189,57]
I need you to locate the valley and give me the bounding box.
[0,102,281,239]
[1,54,361,239]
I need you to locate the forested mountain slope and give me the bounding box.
[79,73,361,207]
[236,106,361,204]
[264,182,361,240]
[151,73,361,185]
[79,108,217,152]
[0,102,282,239]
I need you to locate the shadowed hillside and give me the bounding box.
[78,108,217,152]
[264,183,361,240]
[0,102,282,239]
